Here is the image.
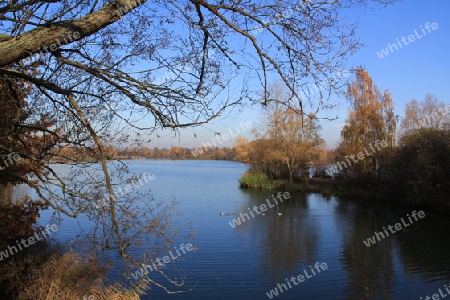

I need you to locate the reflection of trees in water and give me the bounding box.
[334,200,396,300]
[336,200,450,298]
[237,190,319,281]
[394,213,450,281]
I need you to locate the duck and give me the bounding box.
[219,212,226,216]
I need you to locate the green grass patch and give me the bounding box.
[239,171,302,192]
[239,171,278,189]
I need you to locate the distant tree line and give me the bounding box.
[120,145,240,160]
[52,144,245,162]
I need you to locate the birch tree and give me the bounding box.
[338,68,396,175]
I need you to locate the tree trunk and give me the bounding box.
[0,183,14,204]
[0,0,148,67]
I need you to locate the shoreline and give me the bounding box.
[240,177,450,213]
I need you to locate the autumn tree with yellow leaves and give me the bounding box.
[241,85,323,183]
[337,68,396,176]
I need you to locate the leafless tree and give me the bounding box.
[0,0,397,294]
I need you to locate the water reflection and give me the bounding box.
[335,200,396,299]
[13,161,450,299]
[395,211,450,281]
[237,190,319,282]
[230,188,450,299]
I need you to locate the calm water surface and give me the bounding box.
[37,160,450,299]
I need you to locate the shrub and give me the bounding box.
[388,128,450,207]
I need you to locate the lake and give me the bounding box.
[36,160,450,299]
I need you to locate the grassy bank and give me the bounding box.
[238,171,302,192]
[238,171,450,212]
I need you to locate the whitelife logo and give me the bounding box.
[131,243,194,281]
[363,210,425,247]
[191,121,252,158]
[0,153,20,170]
[376,22,438,58]
[414,105,450,130]
[93,172,155,208]
[326,139,388,176]
[0,224,59,261]
[420,283,450,300]
[265,262,328,299]
[228,192,291,228]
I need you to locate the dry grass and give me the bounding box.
[1,249,141,300]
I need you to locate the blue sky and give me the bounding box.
[149,0,450,150]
